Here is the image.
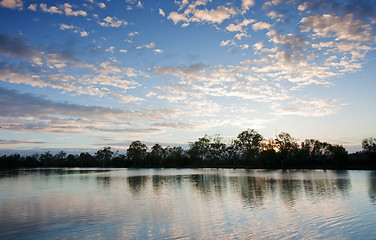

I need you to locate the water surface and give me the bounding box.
[1,168,376,239]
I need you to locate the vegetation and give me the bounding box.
[1,130,375,169]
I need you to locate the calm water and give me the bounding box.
[1,168,376,239]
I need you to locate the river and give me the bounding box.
[1,168,376,239]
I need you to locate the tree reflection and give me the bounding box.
[123,170,352,209]
[127,176,149,194]
[96,176,111,189]
[368,171,376,204]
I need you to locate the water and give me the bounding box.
[1,168,376,239]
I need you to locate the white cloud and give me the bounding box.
[40,3,62,14]
[267,10,283,19]
[153,49,163,54]
[0,87,179,135]
[226,19,254,32]
[106,46,115,53]
[119,49,128,53]
[219,40,234,47]
[59,24,88,37]
[234,33,247,40]
[168,12,188,25]
[168,4,236,26]
[126,31,139,42]
[241,0,255,13]
[193,6,236,24]
[273,98,345,117]
[241,44,249,49]
[252,21,272,31]
[99,16,128,27]
[98,2,106,8]
[27,3,36,11]
[159,8,165,17]
[59,24,74,30]
[39,3,87,16]
[80,31,88,37]
[62,3,87,17]
[300,14,373,42]
[0,0,23,10]
[253,41,265,51]
[136,42,156,50]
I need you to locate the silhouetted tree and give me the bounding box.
[234,129,263,165]
[299,139,330,168]
[66,154,78,167]
[260,138,277,168]
[40,151,54,167]
[362,138,376,165]
[149,143,165,167]
[54,151,67,167]
[95,147,114,167]
[275,132,298,169]
[78,152,95,167]
[327,144,348,168]
[188,135,211,165]
[127,141,147,167]
[164,146,189,167]
[362,138,376,153]
[207,134,227,165]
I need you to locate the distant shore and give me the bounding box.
[1,130,375,170]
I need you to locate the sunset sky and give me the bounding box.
[0,0,375,154]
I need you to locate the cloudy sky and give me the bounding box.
[0,0,375,154]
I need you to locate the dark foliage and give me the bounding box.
[1,130,375,170]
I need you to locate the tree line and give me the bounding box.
[1,130,375,169]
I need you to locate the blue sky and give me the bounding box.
[0,0,375,154]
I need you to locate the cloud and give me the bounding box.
[99,16,128,27]
[159,8,165,17]
[106,46,115,53]
[220,40,234,46]
[61,3,87,17]
[226,19,255,32]
[298,0,376,21]
[241,0,255,13]
[266,10,283,19]
[147,85,198,103]
[98,2,106,8]
[267,30,309,53]
[152,122,195,130]
[59,24,88,37]
[300,14,374,42]
[80,31,88,37]
[273,98,345,117]
[0,0,23,10]
[168,12,188,25]
[193,6,236,24]
[253,41,265,51]
[153,63,208,78]
[126,31,139,42]
[40,3,63,14]
[136,42,156,50]
[126,0,143,10]
[153,49,163,54]
[252,21,273,31]
[0,87,179,134]
[0,139,45,145]
[59,24,74,30]
[234,33,247,40]
[168,3,236,27]
[0,34,42,64]
[27,3,36,11]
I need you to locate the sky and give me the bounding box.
[0,0,375,154]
